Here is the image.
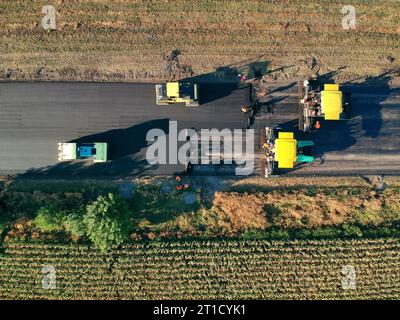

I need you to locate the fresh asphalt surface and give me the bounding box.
[0,81,399,176]
[0,82,249,176]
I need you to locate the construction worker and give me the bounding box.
[257,89,267,97]
[238,73,247,82]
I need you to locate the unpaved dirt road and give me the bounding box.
[0,81,399,176]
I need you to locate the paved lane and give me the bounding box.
[0,80,399,176]
[0,82,249,175]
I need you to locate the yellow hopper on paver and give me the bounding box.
[321,84,343,120]
[299,78,351,132]
[275,132,298,169]
[262,128,314,177]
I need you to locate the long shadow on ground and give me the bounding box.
[21,119,171,177]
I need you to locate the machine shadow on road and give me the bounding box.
[183,59,270,104]
[21,119,171,177]
[70,119,170,160]
[343,70,399,139]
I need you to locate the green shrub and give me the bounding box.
[63,212,86,238]
[3,192,43,218]
[295,229,312,240]
[268,228,290,240]
[310,227,341,239]
[0,217,9,236]
[34,206,86,238]
[341,224,363,238]
[84,193,131,252]
[241,229,268,239]
[34,207,65,232]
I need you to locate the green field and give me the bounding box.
[1,239,399,299]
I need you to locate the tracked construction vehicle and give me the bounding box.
[298,77,351,132]
[262,127,314,177]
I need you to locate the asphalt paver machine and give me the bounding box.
[262,127,314,177]
[298,77,351,132]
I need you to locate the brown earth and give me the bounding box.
[1,0,399,82]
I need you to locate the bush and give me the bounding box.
[34,207,65,232]
[0,217,9,236]
[294,229,312,240]
[341,224,363,238]
[241,229,268,240]
[309,227,341,239]
[34,205,86,238]
[268,228,290,240]
[84,193,131,252]
[63,212,86,238]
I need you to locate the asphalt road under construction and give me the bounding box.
[0,80,399,177]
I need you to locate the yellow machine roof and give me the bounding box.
[321,84,343,120]
[275,132,297,169]
[166,82,180,98]
[324,84,339,91]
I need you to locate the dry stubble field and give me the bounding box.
[0,0,399,82]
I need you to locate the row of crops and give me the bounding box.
[1,239,399,299]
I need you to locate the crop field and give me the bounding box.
[0,239,399,299]
[1,0,399,81]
